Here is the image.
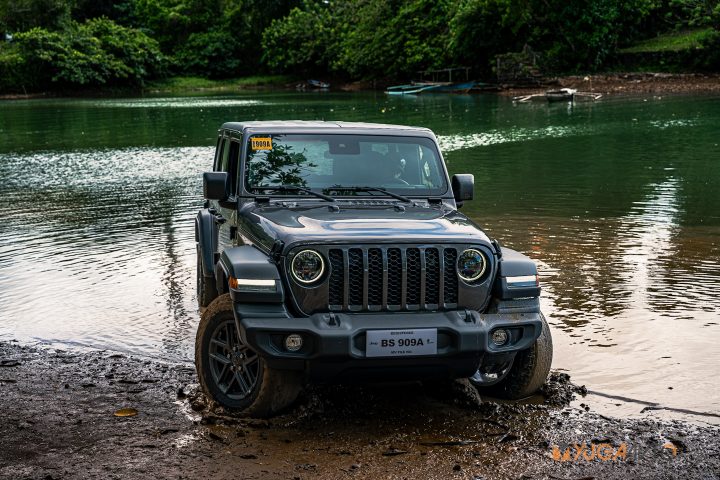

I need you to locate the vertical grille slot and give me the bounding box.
[443,248,458,304]
[348,248,364,307]
[328,249,344,307]
[386,248,402,306]
[425,248,440,306]
[406,248,421,306]
[367,248,383,306]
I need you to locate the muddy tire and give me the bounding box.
[195,294,302,417]
[196,244,217,308]
[474,313,553,400]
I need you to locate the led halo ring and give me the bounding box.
[290,249,326,284]
[457,248,487,282]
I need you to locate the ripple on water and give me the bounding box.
[0,146,211,361]
[83,97,264,109]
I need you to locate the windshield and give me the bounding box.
[244,134,447,197]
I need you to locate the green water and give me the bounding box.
[1,91,719,418]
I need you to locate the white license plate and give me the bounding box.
[366,328,437,357]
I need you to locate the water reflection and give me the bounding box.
[0,147,210,360]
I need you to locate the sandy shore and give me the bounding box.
[1,341,718,479]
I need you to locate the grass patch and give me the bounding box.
[146,75,296,92]
[620,28,714,53]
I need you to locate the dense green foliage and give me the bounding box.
[1,18,164,92]
[1,0,719,93]
[262,0,719,78]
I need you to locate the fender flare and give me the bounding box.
[218,245,285,304]
[195,209,217,278]
[493,247,541,300]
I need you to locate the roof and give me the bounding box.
[220,120,433,136]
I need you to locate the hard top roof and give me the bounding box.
[220,120,433,135]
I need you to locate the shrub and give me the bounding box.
[4,18,165,92]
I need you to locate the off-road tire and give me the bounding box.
[195,294,302,417]
[475,313,553,400]
[196,244,217,308]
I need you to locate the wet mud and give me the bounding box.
[1,341,718,480]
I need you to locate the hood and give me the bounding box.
[237,201,491,253]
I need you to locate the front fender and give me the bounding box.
[218,245,285,304]
[195,209,217,277]
[493,247,541,300]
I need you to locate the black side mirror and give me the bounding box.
[452,174,474,203]
[203,172,228,200]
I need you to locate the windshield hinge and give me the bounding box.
[270,239,284,261]
[255,196,270,204]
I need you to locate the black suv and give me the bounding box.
[195,121,552,417]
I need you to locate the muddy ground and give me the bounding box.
[0,341,718,480]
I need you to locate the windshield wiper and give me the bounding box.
[252,185,335,202]
[325,186,411,203]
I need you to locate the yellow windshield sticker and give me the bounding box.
[251,137,272,150]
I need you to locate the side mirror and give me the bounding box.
[203,172,228,200]
[452,174,474,203]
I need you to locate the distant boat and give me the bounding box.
[385,81,474,95]
[296,79,330,91]
[545,88,576,102]
[386,84,442,95]
[435,81,475,93]
[307,79,330,89]
[514,88,601,103]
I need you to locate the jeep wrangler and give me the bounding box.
[195,121,552,417]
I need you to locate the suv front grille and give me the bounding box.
[327,246,459,311]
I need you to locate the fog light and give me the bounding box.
[491,329,509,346]
[284,334,303,352]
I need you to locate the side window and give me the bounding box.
[220,139,231,173]
[227,140,240,194]
[419,145,441,187]
[214,137,226,171]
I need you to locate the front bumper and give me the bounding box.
[237,307,542,382]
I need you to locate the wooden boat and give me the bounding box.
[385,84,442,95]
[545,88,576,102]
[385,81,475,95]
[307,79,330,89]
[435,81,476,93]
[514,89,602,103]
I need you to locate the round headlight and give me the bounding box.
[457,248,486,282]
[291,250,325,284]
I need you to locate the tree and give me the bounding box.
[261,1,338,74]
[0,0,72,34]
[9,18,165,91]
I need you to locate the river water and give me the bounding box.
[1,91,719,420]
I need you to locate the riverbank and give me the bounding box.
[3,72,719,100]
[499,73,720,97]
[1,341,718,479]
